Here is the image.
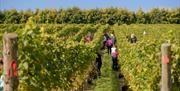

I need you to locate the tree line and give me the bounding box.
[0,7,180,24]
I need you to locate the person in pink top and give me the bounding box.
[111,45,119,70]
[84,32,93,43]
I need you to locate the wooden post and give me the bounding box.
[3,33,18,91]
[161,43,171,91]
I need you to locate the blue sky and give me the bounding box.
[0,0,180,11]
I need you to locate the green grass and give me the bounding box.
[93,52,120,91]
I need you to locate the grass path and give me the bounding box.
[93,53,120,91]
[84,52,120,91]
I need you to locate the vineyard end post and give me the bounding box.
[3,33,18,91]
[161,43,171,91]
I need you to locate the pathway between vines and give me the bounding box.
[85,51,121,91]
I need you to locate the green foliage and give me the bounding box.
[0,23,179,91]
[0,21,106,90]
[113,24,180,90]
[0,8,180,24]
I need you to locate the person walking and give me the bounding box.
[102,32,110,49]
[106,37,113,54]
[110,33,116,45]
[111,46,119,70]
[95,51,102,76]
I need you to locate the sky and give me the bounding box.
[0,0,180,11]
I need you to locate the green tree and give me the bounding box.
[136,8,146,23]
[168,8,180,24]
[4,9,20,23]
[0,10,5,23]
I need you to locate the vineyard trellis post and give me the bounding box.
[3,33,19,91]
[161,43,171,91]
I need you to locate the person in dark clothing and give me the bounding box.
[95,51,102,76]
[104,35,109,40]
[110,33,116,46]
[130,34,137,43]
[102,36,107,49]
[106,37,113,54]
[0,57,3,71]
[104,32,110,39]
[102,32,110,49]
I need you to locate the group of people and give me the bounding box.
[95,31,119,77]
[95,31,139,77]
[103,32,119,70]
[83,31,119,76]
[0,30,141,88]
